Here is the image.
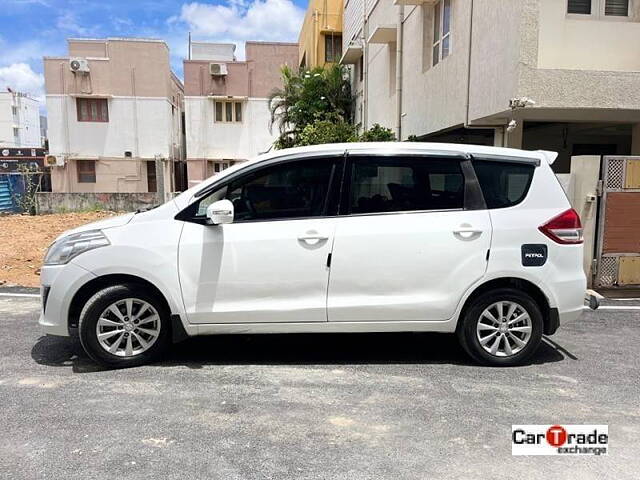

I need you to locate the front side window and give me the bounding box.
[472,160,535,209]
[77,160,96,183]
[77,98,108,122]
[432,0,451,66]
[348,157,464,214]
[193,158,336,222]
[568,0,629,17]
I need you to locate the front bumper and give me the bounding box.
[38,262,96,336]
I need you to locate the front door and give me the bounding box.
[178,156,340,324]
[328,154,491,322]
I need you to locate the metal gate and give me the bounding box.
[595,156,640,288]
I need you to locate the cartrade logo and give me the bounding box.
[512,425,608,455]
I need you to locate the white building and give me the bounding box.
[341,0,640,172]
[44,38,186,194]
[0,90,41,148]
[183,41,298,185]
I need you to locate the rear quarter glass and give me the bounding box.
[472,160,535,209]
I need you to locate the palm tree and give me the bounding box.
[268,64,354,148]
[268,65,302,139]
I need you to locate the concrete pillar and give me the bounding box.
[632,123,640,155]
[505,121,523,149]
[569,155,601,286]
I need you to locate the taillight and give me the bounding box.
[538,208,583,244]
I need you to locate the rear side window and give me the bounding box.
[472,161,534,209]
[348,157,464,214]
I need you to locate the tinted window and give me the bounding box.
[472,161,534,209]
[349,157,464,214]
[196,159,335,222]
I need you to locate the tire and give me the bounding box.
[78,284,171,368]
[457,288,543,367]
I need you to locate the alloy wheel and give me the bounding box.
[475,301,532,357]
[95,298,161,357]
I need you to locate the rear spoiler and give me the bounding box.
[537,150,558,165]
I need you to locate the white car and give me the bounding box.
[39,143,589,367]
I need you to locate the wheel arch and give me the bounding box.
[68,274,172,334]
[457,277,556,335]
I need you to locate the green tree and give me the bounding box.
[269,64,353,148]
[297,113,358,146]
[359,123,396,142]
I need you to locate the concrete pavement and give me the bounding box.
[0,295,638,479]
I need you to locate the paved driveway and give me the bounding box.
[0,294,638,479]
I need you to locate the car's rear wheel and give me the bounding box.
[457,288,543,366]
[78,284,170,368]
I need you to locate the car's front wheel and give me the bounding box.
[78,284,171,368]
[457,288,543,366]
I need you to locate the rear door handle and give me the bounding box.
[453,226,483,239]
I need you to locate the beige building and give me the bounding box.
[298,0,344,68]
[183,41,298,185]
[342,0,640,172]
[44,38,186,195]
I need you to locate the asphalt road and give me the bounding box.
[0,294,639,479]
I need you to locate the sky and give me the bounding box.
[0,0,307,106]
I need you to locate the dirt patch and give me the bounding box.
[0,212,117,287]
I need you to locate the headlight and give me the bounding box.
[44,230,110,265]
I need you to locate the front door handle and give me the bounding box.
[298,231,328,245]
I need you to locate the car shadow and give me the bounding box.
[31,332,573,373]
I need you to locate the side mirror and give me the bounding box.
[206,199,234,225]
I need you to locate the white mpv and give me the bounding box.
[39,143,588,367]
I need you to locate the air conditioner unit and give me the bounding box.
[69,58,90,73]
[45,155,66,167]
[209,63,228,76]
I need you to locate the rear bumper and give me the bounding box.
[585,289,601,310]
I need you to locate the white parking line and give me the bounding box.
[588,305,640,310]
[0,293,40,298]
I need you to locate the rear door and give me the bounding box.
[327,152,491,322]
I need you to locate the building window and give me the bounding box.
[11,106,18,116]
[325,34,342,63]
[77,160,96,183]
[567,0,629,17]
[146,161,157,193]
[214,101,243,122]
[568,0,592,13]
[432,0,452,66]
[358,56,364,82]
[604,0,629,15]
[76,98,109,122]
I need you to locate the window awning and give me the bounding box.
[393,0,438,5]
[207,95,248,101]
[340,44,363,64]
[69,94,113,98]
[367,25,397,44]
